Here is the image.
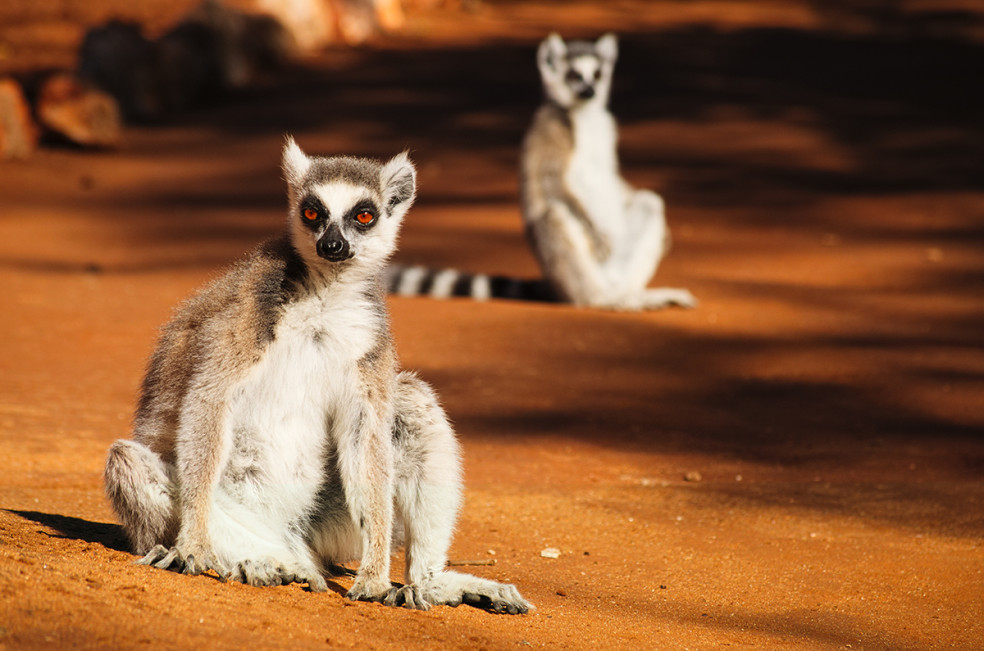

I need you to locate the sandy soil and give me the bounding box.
[1,2,983,649]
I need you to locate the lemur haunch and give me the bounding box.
[388,33,696,311]
[104,137,531,614]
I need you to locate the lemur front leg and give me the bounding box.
[607,189,697,310]
[139,375,230,578]
[532,201,615,307]
[384,373,532,614]
[337,402,396,603]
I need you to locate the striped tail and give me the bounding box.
[386,265,557,302]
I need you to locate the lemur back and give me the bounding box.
[104,137,531,614]
[389,33,695,311]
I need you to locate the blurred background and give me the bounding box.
[1,1,982,648]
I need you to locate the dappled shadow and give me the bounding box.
[5,16,980,274]
[7,10,982,540]
[436,326,984,460]
[616,28,983,205]
[97,19,984,269]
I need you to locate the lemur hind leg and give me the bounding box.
[107,433,326,590]
[531,201,615,307]
[384,372,531,614]
[613,189,668,291]
[612,189,697,309]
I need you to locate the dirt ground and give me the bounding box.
[2,1,983,649]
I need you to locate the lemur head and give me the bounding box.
[537,33,618,109]
[281,136,416,275]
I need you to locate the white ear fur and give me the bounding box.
[596,33,618,62]
[282,135,311,186]
[380,152,416,215]
[537,33,566,75]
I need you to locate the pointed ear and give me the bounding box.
[537,33,566,75]
[282,135,311,187]
[380,152,416,216]
[596,33,618,62]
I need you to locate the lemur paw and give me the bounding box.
[346,576,392,603]
[225,559,328,592]
[137,543,228,578]
[383,585,432,611]
[460,584,532,615]
[640,288,698,310]
[416,573,532,614]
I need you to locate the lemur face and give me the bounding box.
[281,137,416,273]
[537,33,618,109]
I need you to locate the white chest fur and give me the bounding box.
[565,105,624,240]
[221,282,379,520]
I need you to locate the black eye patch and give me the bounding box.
[299,195,327,230]
[347,200,380,230]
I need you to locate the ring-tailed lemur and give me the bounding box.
[388,33,695,311]
[104,137,531,614]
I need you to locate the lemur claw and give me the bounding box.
[136,544,228,578]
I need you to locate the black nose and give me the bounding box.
[578,86,596,100]
[317,228,351,261]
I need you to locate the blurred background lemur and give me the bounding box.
[388,33,696,311]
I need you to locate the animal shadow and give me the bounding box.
[9,509,130,552]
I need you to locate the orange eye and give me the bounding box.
[303,207,318,221]
[355,211,374,225]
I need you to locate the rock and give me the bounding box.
[78,20,163,122]
[156,20,225,113]
[335,0,378,44]
[251,0,335,51]
[36,73,122,148]
[0,78,39,159]
[180,0,296,89]
[248,0,403,48]
[540,548,561,559]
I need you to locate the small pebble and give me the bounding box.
[540,548,561,559]
[684,471,703,482]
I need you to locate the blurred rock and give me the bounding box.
[335,0,379,44]
[0,77,38,159]
[156,19,225,112]
[373,0,406,32]
[251,0,336,51]
[78,2,297,124]
[182,0,296,90]
[37,73,122,148]
[247,0,404,48]
[78,21,163,122]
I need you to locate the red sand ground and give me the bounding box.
[1,2,983,649]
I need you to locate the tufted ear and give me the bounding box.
[596,33,618,63]
[282,135,311,187]
[537,32,566,76]
[380,152,416,217]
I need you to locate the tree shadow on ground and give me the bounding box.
[7,17,980,271]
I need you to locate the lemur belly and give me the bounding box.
[221,291,378,525]
[565,106,624,243]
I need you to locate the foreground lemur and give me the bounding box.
[388,33,695,311]
[104,137,530,614]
